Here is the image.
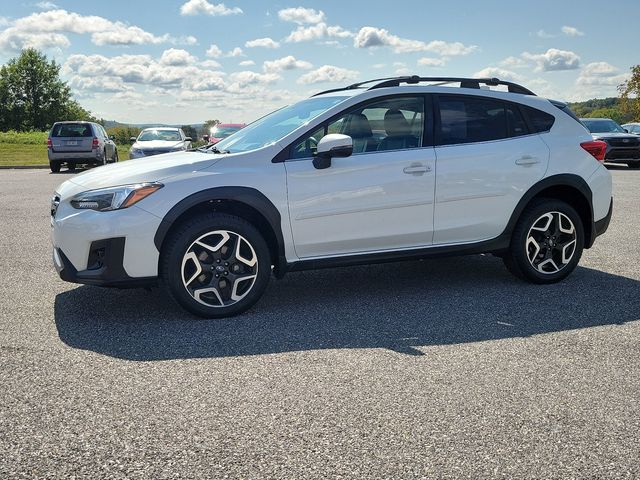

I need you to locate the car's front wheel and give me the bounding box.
[503,199,584,284]
[162,213,272,318]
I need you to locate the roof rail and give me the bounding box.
[312,75,536,97]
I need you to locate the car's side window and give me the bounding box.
[290,96,425,159]
[438,95,515,146]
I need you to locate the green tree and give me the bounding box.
[181,124,198,140]
[200,119,220,138]
[106,126,142,145]
[619,65,640,121]
[0,48,96,131]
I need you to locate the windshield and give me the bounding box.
[138,129,182,142]
[212,96,348,153]
[582,119,626,133]
[211,126,242,138]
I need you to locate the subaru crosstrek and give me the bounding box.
[51,76,613,318]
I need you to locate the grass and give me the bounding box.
[0,142,130,167]
[0,130,49,145]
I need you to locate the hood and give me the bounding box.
[132,140,184,150]
[591,132,638,140]
[62,151,223,192]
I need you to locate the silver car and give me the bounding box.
[129,128,192,159]
[48,121,118,173]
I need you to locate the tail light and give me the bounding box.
[580,140,607,162]
[47,138,52,149]
[92,137,100,149]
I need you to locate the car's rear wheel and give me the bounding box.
[113,150,119,163]
[162,213,271,318]
[503,199,584,284]
[49,161,61,173]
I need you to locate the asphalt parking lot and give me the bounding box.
[1,167,639,479]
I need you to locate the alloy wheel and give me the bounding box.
[526,211,577,274]
[181,230,258,307]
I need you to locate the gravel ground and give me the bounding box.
[0,167,639,479]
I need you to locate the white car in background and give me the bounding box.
[52,76,613,319]
[129,127,192,159]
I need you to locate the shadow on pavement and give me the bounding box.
[54,255,640,360]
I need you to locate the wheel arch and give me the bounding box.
[154,187,287,277]
[506,174,595,248]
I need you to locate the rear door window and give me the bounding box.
[51,124,94,138]
[438,96,509,145]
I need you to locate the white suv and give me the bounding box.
[51,76,613,318]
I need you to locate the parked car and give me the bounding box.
[48,121,117,173]
[622,122,640,135]
[203,123,245,144]
[129,128,192,159]
[581,118,640,169]
[51,76,613,318]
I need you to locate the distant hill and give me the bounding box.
[567,97,636,124]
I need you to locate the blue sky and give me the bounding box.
[0,0,637,124]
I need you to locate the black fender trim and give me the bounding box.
[153,187,287,275]
[503,173,595,248]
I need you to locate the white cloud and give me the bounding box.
[263,55,312,73]
[69,75,131,93]
[354,27,477,55]
[239,60,255,66]
[562,25,584,37]
[372,63,386,69]
[576,62,628,86]
[229,71,281,88]
[473,67,524,82]
[245,37,280,49]
[522,48,580,72]
[297,65,358,84]
[499,56,527,68]
[536,29,555,39]
[206,44,222,58]
[36,1,58,9]
[180,0,242,16]
[201,59,221,68]
[285,23,353,43]
[160,48,197,66]
[277,7,325,24]
[417,57,445,67]
[0,9,177,52]
[226,47,244,57]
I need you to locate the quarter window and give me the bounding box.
[290,96,426,159]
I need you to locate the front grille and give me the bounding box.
[606,148,640,160]
[608,138,640,147]
[141,149,172,156]
[51,194,60,217]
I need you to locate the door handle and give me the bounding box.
[515,155,540,166]
[403,164,431,175]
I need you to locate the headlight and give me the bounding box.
[130,148,142,154]
[70,183,163,211]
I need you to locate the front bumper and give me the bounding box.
[54,238,156,288]
[52,197,163,286]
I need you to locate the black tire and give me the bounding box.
[503,198,584,284]
[161,213,271,318]
[102,150,108,165]
[49,161,61,173]
[113,150,119,163]
[626,161,640,169]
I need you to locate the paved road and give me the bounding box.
[1,168,639,479]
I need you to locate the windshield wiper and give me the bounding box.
[193,144,230,154]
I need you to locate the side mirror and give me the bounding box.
[109,135,115,140]
[203,135,210,143]
[129,136,137,143]
[184,137,192,142]
[312,134,353,170]
[623,128,629,133]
